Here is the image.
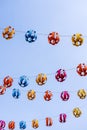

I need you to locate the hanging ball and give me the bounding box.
[59,113,67,123]
[19,121,26,129]
[12,88,21,99]
[3,76,13,88]
[0,120,6,129]
[36,73,47,85]
[0,86,6,95]
[73,107,82,118]
[60,91,70,101]
[8,121,15,130]
[72,33,84,46]
[44,90,53,101]
[25,30,37,43]
[48,32,60,45]
[55,69,67,82]
[77,89,86,99]
[76,63,87,76]
[32,119,39,129]
[27,90,36,100]
[45,117,53,126]
[18,75,29,87]
[2,26,15,40]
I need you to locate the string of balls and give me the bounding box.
[0,26,86,46]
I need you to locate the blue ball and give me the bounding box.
[19,121,26,129]
[12,88,21,99]
[18,75,29,87]
[25,30,37,43]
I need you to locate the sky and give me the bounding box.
[0,0,87,129]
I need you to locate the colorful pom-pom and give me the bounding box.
[76,63,87,76]
[48,32,60,45]
[73,107,82,118]
[12,88,21,99]
[19,121,26,129]
[2,26,15,40]
[59,113,67,123]
[45,117,53,126]
[32,119,39,129]
[8,121,15,130]
[44,90,53,101]
[77,89,86,99]
[3,76,13,88]
[0,86,6,95]
[72,33,84,46]
[25,30,37,43]
[18,75,29,87]
[60,91,70,101]
[55,69,67,82]
[36,73,47,85]
[27,90,36,100]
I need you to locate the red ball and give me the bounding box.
[0,86,6,95]
[59,113,67,123]
[60,91,70,101]
[3,76,13,88]
[76,63,87,76]
[55,69,67,82]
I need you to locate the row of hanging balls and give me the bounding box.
[2,26,84,46]
[0,110,82,130]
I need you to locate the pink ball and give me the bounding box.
[55,69,67,82]
[59,113,67,123]
[0,120,6,128]
[60,91,70,101]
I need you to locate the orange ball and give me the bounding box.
[48,32,60,45]
[8,121,15,130]
[3,76,13,88]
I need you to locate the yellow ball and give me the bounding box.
[73,107,82,118]
[77,89,86,99]
[32,119,39,129]
[36,73,47,85]
[72,33,84,46]
[27,90,36,100]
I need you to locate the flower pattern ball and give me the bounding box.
[60,91,70,101]
[32,119,39,129]
[25,30,37,43]
[8,121,15,130]
[55,69,67,82]
[59,113,67,123]
[76,63,87,76]
[12,88,21,99]
[19,121,26,129]
[72,33,84,46]
[44,90,53,101]
[3,76,13,88]
[0,86,6,95]
[18,75,29,87]
[36,73,47,85]
[73,107,82,118]
[2,26,15,40]
[27,90,36,100]
[0,120,6,129]
[48,32,60,45]
[77,89,86,99]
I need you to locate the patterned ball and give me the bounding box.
[19,121,26,129]
[44,90,53,101]
[36,73,47,85]
[18,75,29,87]
[2,26,15,40]
[12,88,21,99]
[76,63,87,76]
[77,89,86,99]
[8,121,15,130]
[27,90,36,100]
[25,30,37,43]
[72,33,84,46]
[45,117,53,126]
[59,113,67,123]
[55,69,67,82]
[3,76,13,88]
[60,91,70,101]
[48,32,60,45]
[73,107,82,118]
[0,86,6,95]
[32,119,39,129]
[0,120,6,129]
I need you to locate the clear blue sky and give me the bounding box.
[0,0,87,129]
